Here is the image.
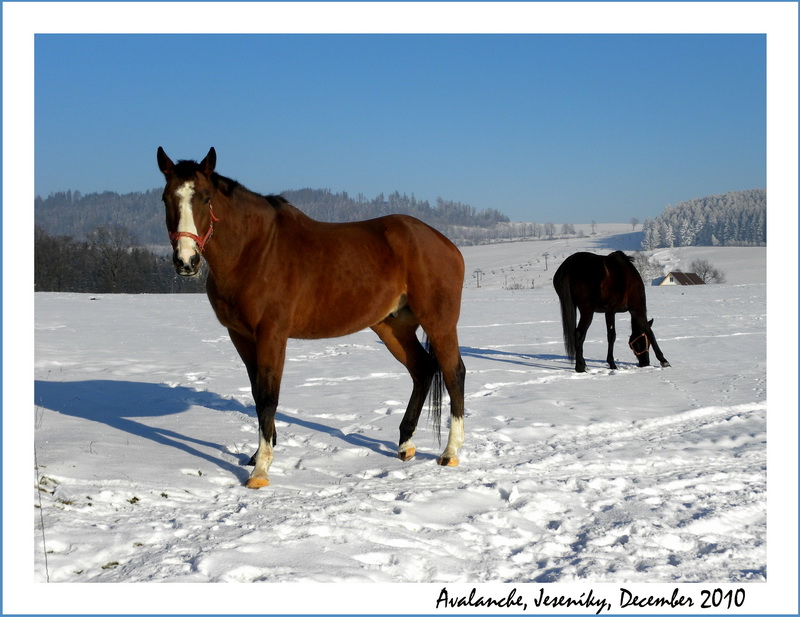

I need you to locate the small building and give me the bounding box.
[656,271,705,286]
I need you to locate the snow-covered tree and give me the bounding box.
[639,189,765,249]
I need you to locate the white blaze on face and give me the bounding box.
[175,181,199,263]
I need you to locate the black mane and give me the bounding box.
[264,194,289,209]
[608,250,633,264]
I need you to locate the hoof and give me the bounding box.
[398,447,416,462]
[245,477,270,489]
[437,455,459,467]
[661,361,671,368]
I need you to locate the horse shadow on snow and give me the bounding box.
[459,346,566,371]
[458,345,647,373]
[34,379,401,482]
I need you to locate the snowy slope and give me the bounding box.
[18,228,796,612]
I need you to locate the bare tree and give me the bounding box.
[87,225,138,292]
[630,217,640,231]
[631,251,665,283]
[690,259,727,284]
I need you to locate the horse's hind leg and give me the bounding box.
[604,312,618,370]
[426,331,466,467]
[371,313,436,461]
[575,309,594,372]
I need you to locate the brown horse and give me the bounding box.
[553,251,670,373]
[157,147,466,488]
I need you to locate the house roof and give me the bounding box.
[661,271,705,285]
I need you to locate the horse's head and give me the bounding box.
[157,147,218,276]
[628,318,653,367]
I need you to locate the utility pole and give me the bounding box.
[474,268,484,288]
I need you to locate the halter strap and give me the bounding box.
[628,331,650,355]
[169,202,220,253]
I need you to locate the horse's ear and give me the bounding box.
[648,318,654,327]
[157,147,174,176]
[200,147,216,176]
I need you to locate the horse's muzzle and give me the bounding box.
[173,250,201,277]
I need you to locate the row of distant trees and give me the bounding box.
[450,221,584,245]
[34,187,510,245]
[288,189,510,230]
[34,225,206,293]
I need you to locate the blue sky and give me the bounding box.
[35,33,765,223]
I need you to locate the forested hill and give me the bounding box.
[641,188,765,249]
[34,187,509,246]
[35,189,165,246]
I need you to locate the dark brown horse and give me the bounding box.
[157,147,466,488]
[553,251,670,373]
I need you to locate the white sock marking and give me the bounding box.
[441,416,464,460]
[250,431,273,482]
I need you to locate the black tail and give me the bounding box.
[554,271,577,361]
[423,335,444,444]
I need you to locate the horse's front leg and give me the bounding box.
[246,328,287,489]
[646,319,671,368]
[228,330,276,469]
[604,312,618,370]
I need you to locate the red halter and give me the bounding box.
[628,332,650,355]
[169,202,220,253]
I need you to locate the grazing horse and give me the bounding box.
[553,251,670,373]
[157,147,466,488]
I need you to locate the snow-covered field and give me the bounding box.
[18,226,796,611]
